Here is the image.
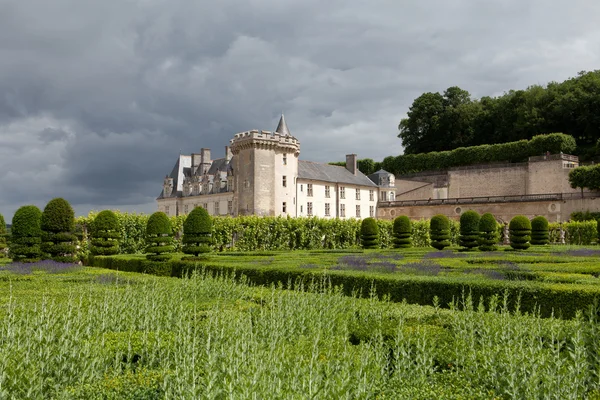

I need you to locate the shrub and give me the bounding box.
[478,213,499,251]
[182,207,212,256]
[0,213,6,258]
[531,216,550,245]
[509,215,532,250]
[458,210,480,251]
[392,216,412,248]
[90,210,121,256]
[145,212,174,261]
[360,218,379,249]
[430,214,451,250]
[9,205,43,262]
[41,198,78,263]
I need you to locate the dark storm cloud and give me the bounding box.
[1,0,599,219]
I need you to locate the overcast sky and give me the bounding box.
[0,0,599,221]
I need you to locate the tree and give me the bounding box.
[9,205,43,262]
[392,216,412,248]
[429,215,451,250]
[360,218,380,249]
[182,206,212,257]
[0,213,7,258]
[41,198,78,263]
[478,213,499,251]
[90,210,121,256]
[398,92,446,154]
[458,210,480,251]
[145,212,174,261]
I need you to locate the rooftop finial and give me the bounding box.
[275,114,291,136]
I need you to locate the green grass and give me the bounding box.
[1,265,600,398]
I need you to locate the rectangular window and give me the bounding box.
[184,204,189,214]
[356,205,360,218]
[325,203,330,216]
[215,201,220,215]
[300,205,303,213]
[307,202,313,216]
[203,203,208,210]
[369,190,374,201]
[165,206,170,215]
[356,189,360,200]
[381,191,387,201]
[282,202,287,213]
[283,154,287,165]
[283,176,287,187]
[340,204,345,217]
[300,184,303,192]
[307,183,313,197]
[340,187,345,199]
[389,191,395,200]
[325,185,330,198]
[370,205,374,217]
[228,200,233,214]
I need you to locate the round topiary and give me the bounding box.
[360,217,380,249]
[90,210,121,256]
[430,214,451,250]
[509,215,532,250]
[392,215,412,248]
[41,198,78,263]
[9,205,43,262]
[459,210,480,251]
[530,216,549,245]
[0,213,6,258]
[145,212,174,261]
[478,213,499,251]
[182,206,213,257]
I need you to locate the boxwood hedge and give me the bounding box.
[478,213,499,251]
[41,198,78,263]
[459,210,480,251]
[392,216,412,248]
[10,205,43,262]
[182,207,212,257]
[531,216,550,246]
[430,215,451,250]
[90,210,121,256]
[509,215,532,250]
[360,218,380,249]
[145,212,174,261]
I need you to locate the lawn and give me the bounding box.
[0,263,599,398]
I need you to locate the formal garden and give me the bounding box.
[2,199,600,398]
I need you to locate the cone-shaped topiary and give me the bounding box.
[598,219,600,245]
[182,206,213,257]
[90,210,121,256]
[41,198,78,263]
[530,216,549,245]
[360,217,380,249]
[392,215,412,248]
[0,213,6,258]
[430,214,451,250]
[459,210,480,251]
[145,211,174,261]
[509,215,532,250]
[478,213,499,251]
[9,205,43,262]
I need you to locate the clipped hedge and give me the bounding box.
[478,213,499,251]
[90,255,599,319]
[90,210,120,256]
[41,198,78,263]
[430,215,451,250]
[145,212,174,261]
[392,216,412,248]
[381,133,576,176]
[531,216,550,246]
[509,216,532,250]
[0,213,6,258]
[360,218,379,249]
[459,210,480,251]
[10,205,43,262]
[182,207,212,256]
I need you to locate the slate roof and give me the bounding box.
[275,114,291,136]
[207,158,229,175]
[298,161,377,187]
[158,155,191,198]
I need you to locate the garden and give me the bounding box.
[1,199,600,398]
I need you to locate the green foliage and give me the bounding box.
[571,211,600,222]
[569,164,600,191]
[10,205,43,262]
[90,210,120,256]
[0,213,6,258]
[41,198,77,263]
[531,216,550,245]
[328,158,382,175]
[509,216,532,250]
[182,207,213,256]
[360,218,379,249]
[478,213,499,251]
[392,216,412,248]
[429,214,451,250]
[145,212,174,261]
[458,210,480,250]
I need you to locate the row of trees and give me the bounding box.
[569,164,600,193]
[398,70,600,158]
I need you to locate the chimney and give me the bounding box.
[346,154,357,175]
[192,153,202,168]
[200,148,211,174]
[225,146,232,161]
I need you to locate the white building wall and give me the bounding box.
[273,151,299,217]
[296,180,378,219]
[337,184,378,219]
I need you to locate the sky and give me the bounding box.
[1,0,599,221]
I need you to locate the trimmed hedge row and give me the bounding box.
[90,255,600,319]
[380,133,576,176]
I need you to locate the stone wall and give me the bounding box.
[448,165,528,198]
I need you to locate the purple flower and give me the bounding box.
[401,261,442,276]
[423,251,466,259]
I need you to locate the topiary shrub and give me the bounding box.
[41,198,78,263]
[430,214,451,250]
[530,216,549,245]
[182,206,212,257]
[0,213,6,258]
[360,218,380,249]
[458,210,480,251]
[90,210,121,256]
[509,215,532,250]
[145,212,174,261]
[392,216,412,248]
[478,213,499,251]
[598,219,600,245]
[9,205,43,262]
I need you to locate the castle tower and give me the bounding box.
[230,115,300,216]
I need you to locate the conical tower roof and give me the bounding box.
[275,114,291,136]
